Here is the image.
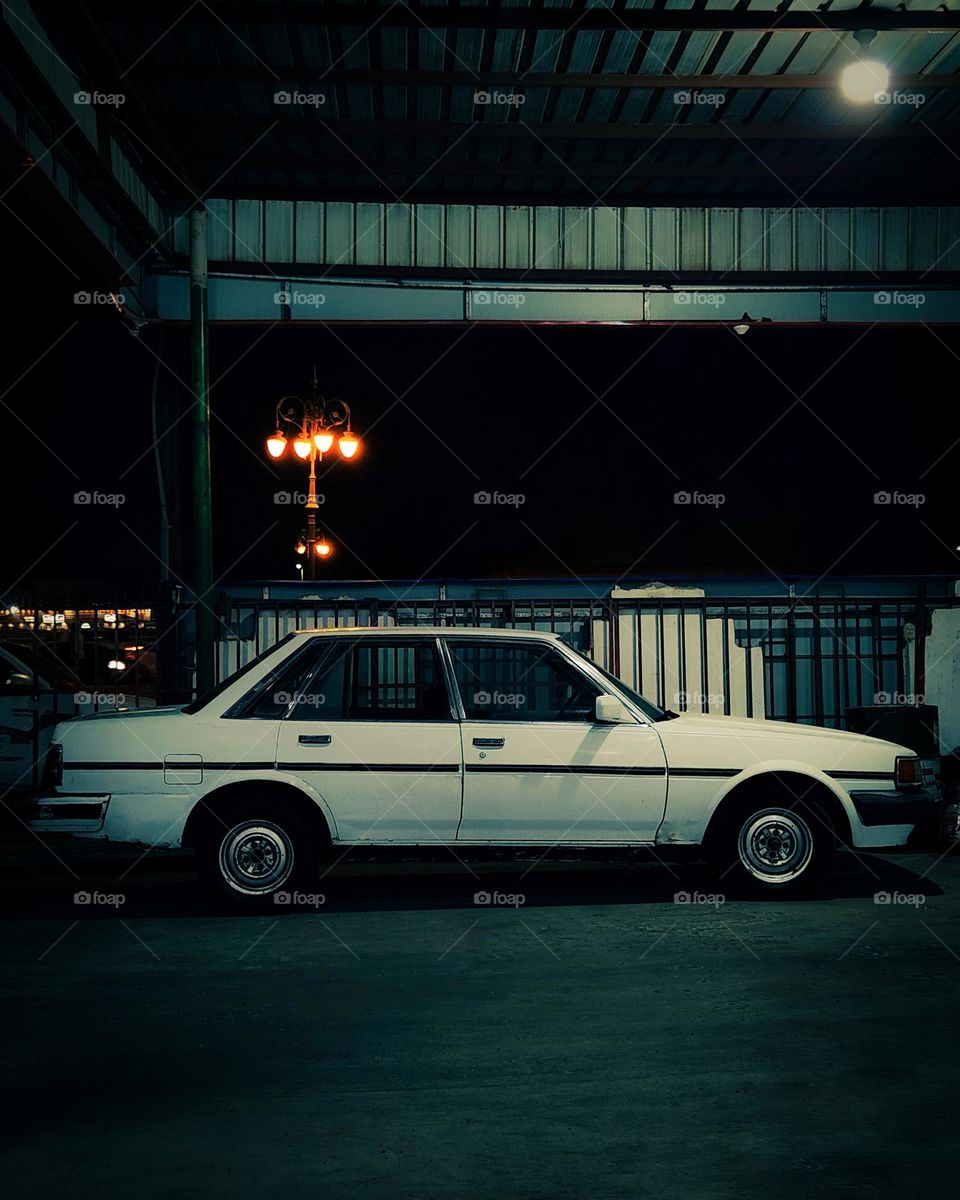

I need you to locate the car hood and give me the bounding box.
[657,712,912,758]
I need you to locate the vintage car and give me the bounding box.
[30,627,937,905]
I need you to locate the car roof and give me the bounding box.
[292,626,562,640]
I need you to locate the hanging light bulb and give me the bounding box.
[295,539,307,556]
[338,429,360,459]
[266,431,287,458]
[314,428,335,453]
[314,535,333,559]
[840,30,889,102]
[292,435,312,459]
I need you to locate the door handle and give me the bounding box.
[298,734,332,746]
[472,737,505,749]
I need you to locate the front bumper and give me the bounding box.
[849,787,940,835]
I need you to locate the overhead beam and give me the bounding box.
[200,155,948,182]
[95,2,960,34]
[145,272,960,327]
[134,66,960,91]
[194,185,960,206]
[170,117,960,141]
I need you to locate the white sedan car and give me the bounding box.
[31,627,936,904]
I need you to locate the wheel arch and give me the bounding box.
[181,776,335,850]
[702,765,853,852]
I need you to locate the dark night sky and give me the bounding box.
[2,203,958,596]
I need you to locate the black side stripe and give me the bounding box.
[826,770,894,781]
[67,761,276,771]
[669,767,741,778]
[66,762,164,771]
[464,764,666,776]
[67,761,461,773]
[277,762,460,773]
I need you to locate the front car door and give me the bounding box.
[446,637,668,844]
[274,635,463,843]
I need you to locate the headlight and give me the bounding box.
[895,755,922,790]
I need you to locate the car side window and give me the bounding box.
[338,639,451,721]
[287,640,350,721]
[448,640,601,722]
[228,640,331,719]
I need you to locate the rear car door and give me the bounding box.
[446,638,668,844]
[274,636,463,843]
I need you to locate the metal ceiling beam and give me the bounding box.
[0,18,169,262]
[134,66,960,91]
[200,155,948,182]
[35,0,202,197]
[171,117,960,141]
[144,272,960,326]
[100,3,960,34]
[195,185,959,205]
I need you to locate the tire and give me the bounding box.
[712,795,834,896]
[198,800,319,909]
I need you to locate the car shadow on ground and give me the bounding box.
[0,839,946,919]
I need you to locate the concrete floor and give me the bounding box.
[1,841,958,1199]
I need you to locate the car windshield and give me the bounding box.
[182,634,295,714]
[577,655,674,722]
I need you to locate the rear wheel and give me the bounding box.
[198,801,318,909]
[713,796,834,895]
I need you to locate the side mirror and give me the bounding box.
[4,671,33,689]
[595,694,634,724]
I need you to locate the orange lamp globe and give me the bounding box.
[314,429,335,453]
[292,436,312,459]
[314,537,333,559]
[266,431,287,458]
[338,430,360,459]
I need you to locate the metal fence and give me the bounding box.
[3,588,950,790]
[216,591,953,730]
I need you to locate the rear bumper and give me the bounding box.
[28,791,192,847]
[849,787,939,828]
[28,792,109,834]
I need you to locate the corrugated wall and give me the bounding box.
[175,201,960,274]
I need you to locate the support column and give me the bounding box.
[190,206,215,696]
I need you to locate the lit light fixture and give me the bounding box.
[107,659,125,672]
[840,31,889,102]
[733,323,751,336]
[338,429,360,459]
[266,372,360,578]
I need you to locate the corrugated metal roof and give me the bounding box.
[171,198,960,276]
[25,0,960,207]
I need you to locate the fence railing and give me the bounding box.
[214,591,956,730]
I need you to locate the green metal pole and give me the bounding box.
[190,206,215,696]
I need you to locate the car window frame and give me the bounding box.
[221,637,332,720]
[442,636,606,725]
[280,635,457,724]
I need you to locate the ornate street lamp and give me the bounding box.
[265,369,361,577]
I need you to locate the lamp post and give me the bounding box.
[265,369,360,578]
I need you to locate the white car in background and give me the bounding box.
[31,628,937,906]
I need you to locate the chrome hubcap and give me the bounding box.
[738,809,813,884]
[219,822,293,894]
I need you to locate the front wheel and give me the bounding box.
[199,802,318,908]
[714,798,834,895]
